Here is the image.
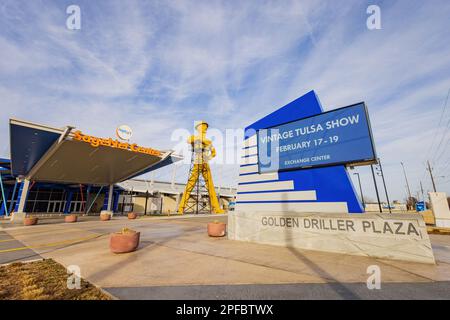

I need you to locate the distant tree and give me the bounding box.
[406,197,418,211]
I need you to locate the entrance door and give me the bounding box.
[70,201,86,213]
[47,201,65,213]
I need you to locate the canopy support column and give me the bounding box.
[107,184,113,211]
[11,179,30,222]
[8,180,18,214]
[0,173,9,216]
[100,184,114,217]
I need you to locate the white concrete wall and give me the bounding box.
[228,211,435,264]
[430,192,450,228]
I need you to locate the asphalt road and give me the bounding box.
[105,281,450,300]
[0,231,41,265]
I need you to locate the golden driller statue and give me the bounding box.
[178,121,224,214]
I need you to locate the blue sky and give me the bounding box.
[0,0,449,202]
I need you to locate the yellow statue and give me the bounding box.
[178,121,224,214]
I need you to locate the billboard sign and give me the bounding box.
[416,201,425,212]
[257,102,376,173]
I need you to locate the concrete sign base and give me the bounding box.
[228,211,435,264]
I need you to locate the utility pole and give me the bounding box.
[353,172,365,209]
[420,181,425,202]
[400,162,412,209]
[371,164,382,213]
[427,160,437,192]
[377,158,391,213]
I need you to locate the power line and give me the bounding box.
[419,89,450,188]
[429,88,450,164]
[435,155,450,176]
[433,136,450,173]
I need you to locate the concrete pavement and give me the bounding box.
[1,214,450,299]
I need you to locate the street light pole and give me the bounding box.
[371,164,382,213]
[353,172,365,209]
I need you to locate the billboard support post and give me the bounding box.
[353,172,365,208]
[371,164,382,213]
[377,158,391,213]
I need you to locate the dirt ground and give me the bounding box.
[0,259,111,300]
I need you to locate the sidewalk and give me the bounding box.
[1,214,450,299]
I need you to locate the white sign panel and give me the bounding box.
[228,211,435,264]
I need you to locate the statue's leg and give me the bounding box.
[201,163,224,214]
[178,164,200,213]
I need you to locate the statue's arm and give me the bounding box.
[210,145,217,159]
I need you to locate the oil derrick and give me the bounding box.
[182,148,211,214]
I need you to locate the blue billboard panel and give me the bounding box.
[257,103,376,173]
[416,201,425,212]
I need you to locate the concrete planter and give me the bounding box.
[24,217,38,226]
[110,230,140,253]
[127,212,138,220]
[207,222,226,237]
[100,213,111,221]
[65,215,78,223]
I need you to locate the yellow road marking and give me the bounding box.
[0,233,105,254]
[0,238,17,243]
[5,227,86,237]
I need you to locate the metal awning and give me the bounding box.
[117,179,237,197]
[9,118,182,185]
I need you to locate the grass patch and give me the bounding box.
[0,259,111,300]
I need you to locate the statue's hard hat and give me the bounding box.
[195,121,209,129]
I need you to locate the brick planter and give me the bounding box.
[64,215,78,223]
[24,217,38,226]
[127,212,138,220]
[207,222,226,237]
[110,231,140,253]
